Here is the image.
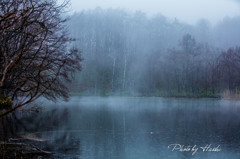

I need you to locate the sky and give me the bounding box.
[62,0,240,25]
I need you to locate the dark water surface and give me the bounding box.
[16,97,240,159]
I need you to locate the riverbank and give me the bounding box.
[70,90,221,99]
[70,88,240,100]
[0,141,52,159]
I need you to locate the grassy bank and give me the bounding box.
[70,89,221,99]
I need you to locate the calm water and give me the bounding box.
[16,97,240,159]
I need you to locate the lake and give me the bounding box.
[15,97,240,159]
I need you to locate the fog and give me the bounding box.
[63,0,240,25]
[67,7,240,97]
[53,0,240,97]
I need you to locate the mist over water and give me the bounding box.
[15,97,240,159]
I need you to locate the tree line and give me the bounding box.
[68,8,240,97]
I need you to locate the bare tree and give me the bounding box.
[217,47,240,91]
[0,0,82,117]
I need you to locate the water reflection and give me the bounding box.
[16,97,240,159]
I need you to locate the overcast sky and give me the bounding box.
[63,0,240,25]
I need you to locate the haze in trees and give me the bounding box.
[68,8,240,97]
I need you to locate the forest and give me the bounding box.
[1,1,240,158]
[68,8,240,98]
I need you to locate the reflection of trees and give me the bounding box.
[13,107,81,156]
[137,100,240,147]
[17,107,70,132]
[0,115,15,140]
[4,98,240,158]
[0,112,32,141]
